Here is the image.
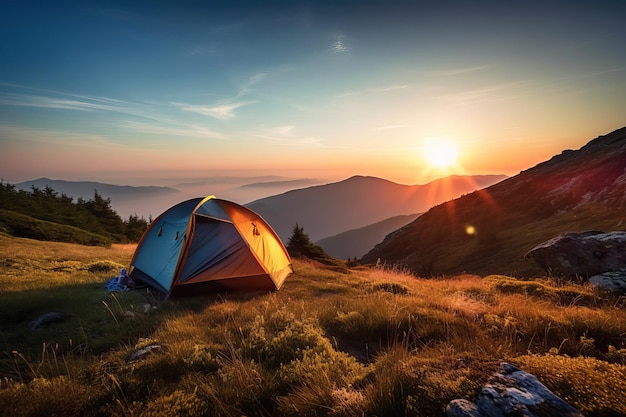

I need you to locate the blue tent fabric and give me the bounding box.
[130,198,200,292]
[177,220,253,283]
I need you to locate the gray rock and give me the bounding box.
[589,269,626,293]
[525,231,626,279]
[446,399,481,417]
[127,344,162,363]
[446,362,583,417]
[29,312,65,330]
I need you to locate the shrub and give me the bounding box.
[371,282,410,295]
[0,376,95,417]
[85,260,124,274]
[134,389,206,417]
[514,354,626,416]
[483,275,596,306]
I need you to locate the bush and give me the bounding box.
[86,260,125,274]
[514,354,626,416]
[0,376,95,417]
[132,389,205,417]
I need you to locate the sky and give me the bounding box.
[1,0,625,187]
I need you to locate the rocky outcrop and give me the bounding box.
[524,231,626,279]
[446,362,583,417]
[589,269,626,293]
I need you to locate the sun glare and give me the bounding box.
[424,140,458,169]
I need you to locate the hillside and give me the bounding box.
[1,234,625,416]
[316,213,421,260]
[0,182,148,243]
[362,127,626,277]
[246,174,507,242]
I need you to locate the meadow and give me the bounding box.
[1,233,625,416]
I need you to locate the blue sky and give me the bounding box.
[1,0,625,185]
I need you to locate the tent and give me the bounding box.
[128,196,292,296]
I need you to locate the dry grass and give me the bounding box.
[1,235,625,416]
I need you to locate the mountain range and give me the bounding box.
[14,178,182,220]
[12,176,327,220]
[246,174,507,243]
[361,127,626,277]
[315,213,422,260]
[15,178,179,199]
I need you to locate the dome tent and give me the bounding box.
[129,196,292,296]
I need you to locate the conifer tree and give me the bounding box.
[286,223,328,259]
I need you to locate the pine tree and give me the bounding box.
[286,223,328,260]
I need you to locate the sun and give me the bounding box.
[424,140,458,168]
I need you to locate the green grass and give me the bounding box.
[0,235,625,416]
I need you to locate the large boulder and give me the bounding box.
[589,269,626,293]
[524,231,626,279]
[447,362,583,417]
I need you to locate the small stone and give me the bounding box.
[29,312,65,330]
[128,344,162,363]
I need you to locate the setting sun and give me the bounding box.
[424,140,459,169]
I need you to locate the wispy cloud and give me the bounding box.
[238,73,266,97]
[332,34,349,53]
[173,101,255,120]
[336,84,409,98]
[185,44,216,57]
[0,85,166,124]
[123,121,227,140]
[0,124,130,149]
[376,85,408,92]
[0,93,121,112]
[250,125,295,141]
[376,125,408,130]
[429,65,491,76]
[250,125,321,145]
[267,125,294,136]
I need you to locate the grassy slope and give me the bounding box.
[0,210,112,246]
[0,235,625,417]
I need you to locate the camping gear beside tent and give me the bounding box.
[129,196,292,296]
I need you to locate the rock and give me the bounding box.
[446,362,583,417]
[446,399,481,417]
[127,344,162,363]
[589,269,626,293]
[524,231,626,279]
[29,312,65,330]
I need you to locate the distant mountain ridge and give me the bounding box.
[15,178,179,199]
[237,178,325,190]
[316,213,422,260]
[246,174,507,242]
[361,127,626,277]
[14,178,182,220]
